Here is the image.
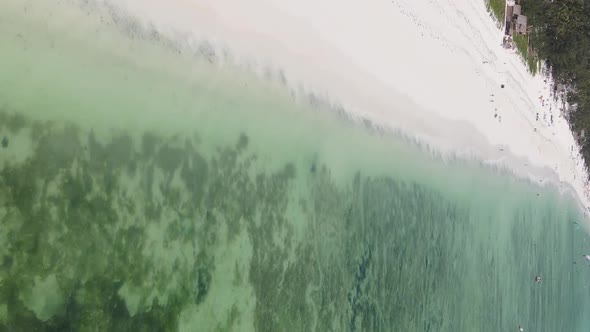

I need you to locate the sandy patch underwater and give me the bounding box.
[1,1,590,331]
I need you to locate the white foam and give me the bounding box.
[92,0,590,227]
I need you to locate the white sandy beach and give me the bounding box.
[99,0,589,226]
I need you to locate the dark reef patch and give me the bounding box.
[0,109,581,331]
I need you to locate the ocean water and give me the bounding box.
[1,2,590,331]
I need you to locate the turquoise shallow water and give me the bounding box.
[1,1,590,331]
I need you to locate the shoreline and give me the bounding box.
[1,2,589,329]
[5,0,589,226]
[105,0,590,227]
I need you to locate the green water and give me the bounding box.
[1,1,589,331]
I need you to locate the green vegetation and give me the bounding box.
[485,0,539,74]
[487,0,590,171]
[485,0,506,26]
[518,0,590,167]
[513,34,540,75]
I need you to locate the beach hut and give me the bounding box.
[513,5,521,17]
[506,6,514,23]
[516,15,528,34]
